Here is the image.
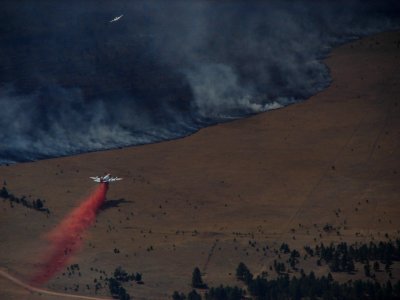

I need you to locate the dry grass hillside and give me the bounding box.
[0,31,399,299]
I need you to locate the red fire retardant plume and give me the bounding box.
[30,183,109,286]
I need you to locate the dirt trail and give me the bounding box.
[0,269,112,300]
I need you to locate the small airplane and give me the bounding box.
[109,15,123,23]
[90,174,123,183]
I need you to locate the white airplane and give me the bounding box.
[109,15,123,23]
[90,174,123,183]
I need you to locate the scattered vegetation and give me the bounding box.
[174,263,400,300]
[60,265,142,299]
[0,185,50,213]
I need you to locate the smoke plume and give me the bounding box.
[0,1,399,163]
[30,183,108,286]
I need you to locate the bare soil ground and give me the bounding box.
[1,31,399,299]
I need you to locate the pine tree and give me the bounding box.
[364,261,371,277]
[373,261,380,272]
[188,289,202,300]
[173,291,186,300]
[192,267,206,288]
[236,262,252,283]
[347,259,355,273]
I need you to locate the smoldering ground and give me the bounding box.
[0,1,399,163]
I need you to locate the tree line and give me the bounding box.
[305,240,400,275]
[173,261,400,300]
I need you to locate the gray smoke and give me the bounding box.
[0,0,399,163]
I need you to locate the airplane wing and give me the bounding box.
[109,177,123,182]
[90,176,101,182]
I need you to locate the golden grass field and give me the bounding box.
[1,31,399,299]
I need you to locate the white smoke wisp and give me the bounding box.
[0,1,399,163]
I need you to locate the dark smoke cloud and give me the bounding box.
[0,1,399,163]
